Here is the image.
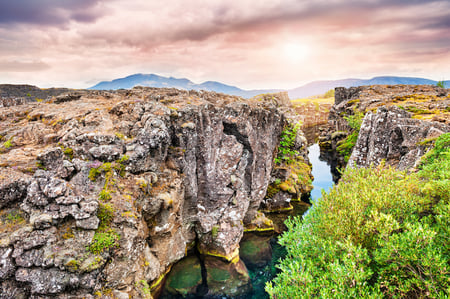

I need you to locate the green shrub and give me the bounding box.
[267,133,450,298]
[436,81,446,88]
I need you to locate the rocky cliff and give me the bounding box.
[0,87,311,298]
[320,84,450,175]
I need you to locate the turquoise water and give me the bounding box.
[160,143,334,298]
[308,143,334,200]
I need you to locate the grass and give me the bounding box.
[291,97,334,106]
[267,133,450,298]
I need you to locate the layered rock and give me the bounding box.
[0,86,312,298]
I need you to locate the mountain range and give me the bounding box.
[89,74,449,99]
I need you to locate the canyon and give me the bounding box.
[0,83,449,298]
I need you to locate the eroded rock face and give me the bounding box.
[0,87,295,298]
[321,85,450,174]
[348,106,450,170]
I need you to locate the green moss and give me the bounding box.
[88,203,119,254]
[36,161,47,170]
[65,259,80,272]
[211,225,219,239]
[114,132,126,140]
[88,167,101,181]
[97,203,114,228]
[88,227,119,254]
[2,138,13,149]
[4,210,24,223]
[275,122,302,165]
[336,111,364,163]
[63,147,74,160]
[265,184,280,198]
[347,98,360,105]
[98,189,112,201]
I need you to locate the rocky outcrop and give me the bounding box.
[0,86,312,298]
[0,84,71,106]
[320,85,450,174]
[348,106,450,170]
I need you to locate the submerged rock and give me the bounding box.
[163,255,203,296]
[204,256,251,297]
[239,233,272,269]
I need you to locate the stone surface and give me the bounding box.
[321,85,450,174]
[348,106,450,169]
[0,86,312,298]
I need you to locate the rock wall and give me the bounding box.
[320,85,450,174]
[348,106,450,169]
[0,87,311,298]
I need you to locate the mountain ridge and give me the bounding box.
[89,74,449,98]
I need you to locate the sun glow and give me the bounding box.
[281,42,310,63]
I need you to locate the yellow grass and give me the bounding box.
[291,97,334,105]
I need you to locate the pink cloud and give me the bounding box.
[0,0,449,89]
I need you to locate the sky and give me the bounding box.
[0,0,449,90]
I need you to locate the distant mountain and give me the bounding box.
[89,73,280,98]
[89,74,448,99]
[287,76,446,99]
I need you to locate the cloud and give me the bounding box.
[0,60,50,72]
[0,0,449,89]
[0,0,106,26]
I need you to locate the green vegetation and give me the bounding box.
[323,89,335,98]
[2,137,13,149]
[275,123,302,164]
[63,147,74,160]
[88,203,120,254]
[336,111,364,163]
[266,133,450,298]
[211,225,219,239]
[436,81,446,88]
[114,132,126,140]
[136,280,151,297]
[88,156,128,201]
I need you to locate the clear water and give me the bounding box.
[308,143,334,200]
[160,143,334,298]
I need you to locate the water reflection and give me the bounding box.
[308,143,334,200]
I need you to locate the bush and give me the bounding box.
[267,133,450,298]
[436,81,446,88]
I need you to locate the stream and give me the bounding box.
[159,142,334,299]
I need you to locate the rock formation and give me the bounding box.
[348,106,449,169]
[0,86,313,298]
[320,84,450,175]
